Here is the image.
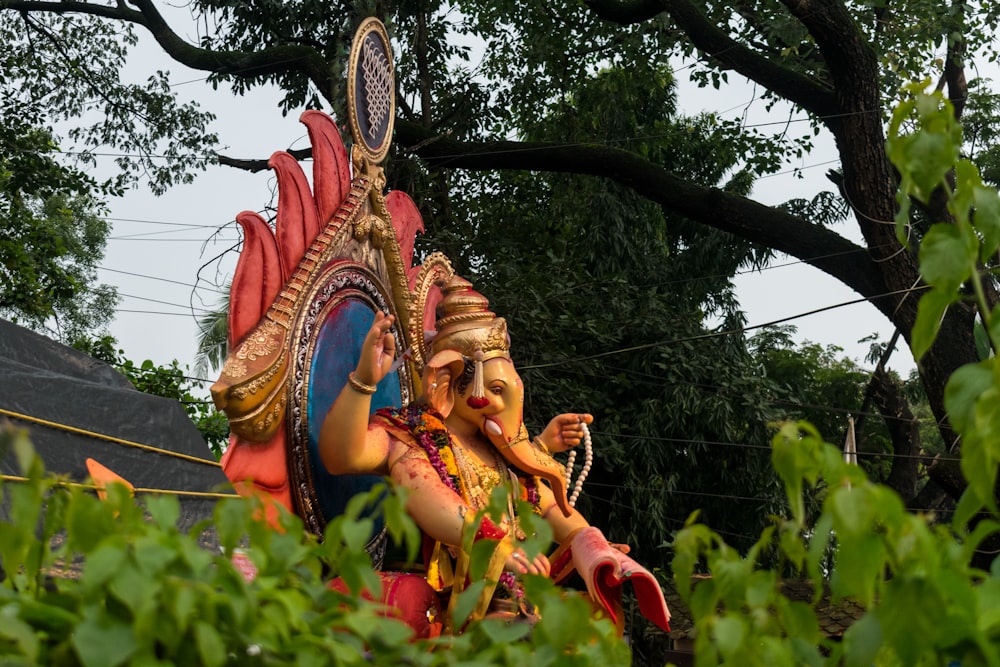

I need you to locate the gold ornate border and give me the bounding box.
[287,260,410,536]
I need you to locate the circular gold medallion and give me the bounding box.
[347,17,395,164]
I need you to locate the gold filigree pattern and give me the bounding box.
[231,357,286,400]
[236,319,282,362]
[353,214,375,240]
[406,253,456,372]
[248,394,287,437]
[221,358,247,379]
[530,442,563,477]
[452,443,504,510]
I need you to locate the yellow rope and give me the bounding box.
[0,406,222,467]
[1,474,238,499]
[134,487,238,499]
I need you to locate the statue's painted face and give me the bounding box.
[450,357,523,437]
[447,356,573,518]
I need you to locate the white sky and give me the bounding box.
[93,18,916,400]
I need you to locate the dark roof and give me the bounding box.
[0,318,232,536]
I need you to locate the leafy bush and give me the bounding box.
[672,84,1000,666]
[0,429,628,666]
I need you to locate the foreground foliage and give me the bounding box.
[0,431,628,666]
[673,85,1000,665]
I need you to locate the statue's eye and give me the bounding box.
[490,386,504,395]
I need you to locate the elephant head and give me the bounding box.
[421,276,573,518]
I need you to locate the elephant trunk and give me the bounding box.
[485,420,572,518]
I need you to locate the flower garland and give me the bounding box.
[374,404,541,598]
[376,404,540,512]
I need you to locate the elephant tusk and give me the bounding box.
[484,419,502,437]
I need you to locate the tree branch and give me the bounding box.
[582,0,664,24]
[939,0,968,120]
[395,120,891,307]
[778,0,876,101]
[586,0,840,118]
[217,148,311,173]
[2,0,335,94]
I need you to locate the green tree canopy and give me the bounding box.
[0,99,117,340]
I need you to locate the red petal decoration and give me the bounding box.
[230,211,282,346]
[301,110,351,225]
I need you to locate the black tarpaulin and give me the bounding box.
[0,318,233,535]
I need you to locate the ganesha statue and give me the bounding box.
[211,16,669,639]
[319,271,671,634]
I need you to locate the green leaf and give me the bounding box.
[829,485,877,538]
[953,487,986,533]
[194,621,227,667]
[919,223,975,291]
[12,433,44,479]
[975,578,1000,633]
[782,601,820,643]
[81,543,127,592]
[806,513,834,585]
[713,615,746,659]
[902,130,956,200]
[72,617,138,667]
[975,184,1000,260]
[0,607,40,662]
[143,495,180,532]
[214,498,249,555]
[960,430,999,512]
[133,538,176,577]
[945,361,994,435]
[339,518,374,553]
[168,585,198,635]
[450,580,488,629]
[830,533,884,606]
[912,287,958,361]
[841,614,881,667]
[109,561,154,613]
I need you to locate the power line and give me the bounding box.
[555,363,934,427]
[107,216,234,229]
[520,284,920,372]
[591,429,954,463]
[124,282,916,391]
[101,266,228,294]
[116,292,216,314]
[107,236,240,242]
[116,308,212,317]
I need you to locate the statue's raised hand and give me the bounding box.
[537,413,593,453]
[355,311,396,386]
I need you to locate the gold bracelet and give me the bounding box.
[347,371,377,395]
[533,437,550,454]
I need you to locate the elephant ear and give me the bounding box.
[424,350,464,417]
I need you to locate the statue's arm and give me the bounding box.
[388,444,471,547]
[389,443,550,576]
[318,312,396,475]
[538,480,590,544]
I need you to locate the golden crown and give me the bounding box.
[430,275,509,363]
